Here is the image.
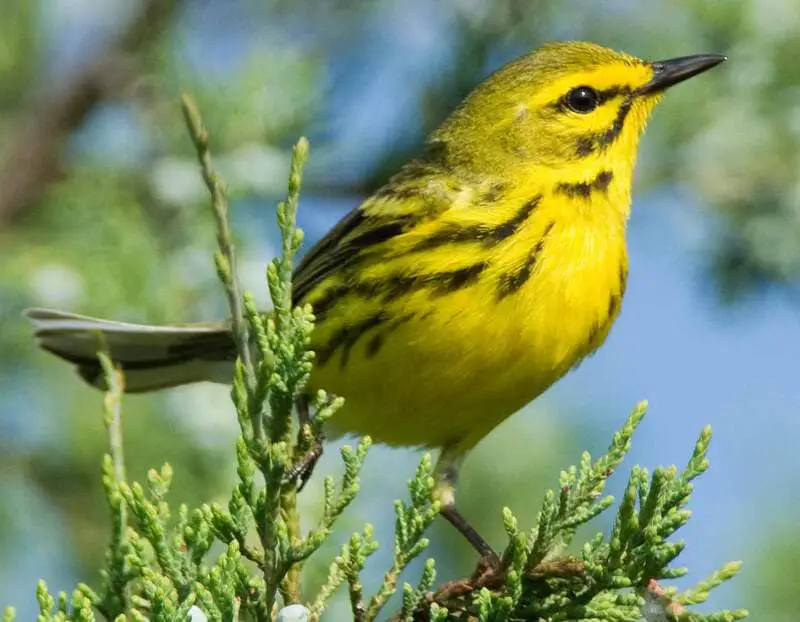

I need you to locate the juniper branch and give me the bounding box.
[180,94,257,409]
[364,454,439,621]
[96,354,130,618]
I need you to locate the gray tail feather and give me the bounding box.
[25,308,236,392]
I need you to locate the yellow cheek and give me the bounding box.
[562,103,620,135]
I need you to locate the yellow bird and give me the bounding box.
[27,42,725,558]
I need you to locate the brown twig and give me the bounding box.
[388,555,587,622]
[0,0,181,226]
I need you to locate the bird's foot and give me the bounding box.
[282,394,325,491]
[431,504,507,600]
[470,550,506,589]
[284,432,324,492]
[428,551,506,604]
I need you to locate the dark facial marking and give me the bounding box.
[596,86,631,104]
[573,97,634,158]
[598,100,633,147]
[575,136,595,158]
[554,85,631,112]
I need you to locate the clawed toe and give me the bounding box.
[471,551,506,589]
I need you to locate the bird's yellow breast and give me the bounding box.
[305,180,628,450]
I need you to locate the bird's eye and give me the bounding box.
[564,86,600,113]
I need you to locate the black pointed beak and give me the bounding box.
[638,54,726,95]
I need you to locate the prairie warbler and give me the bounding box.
[27,42,725,558]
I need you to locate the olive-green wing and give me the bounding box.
[294,207,375,305]
[292,160,451,306]
[293,201,431,305]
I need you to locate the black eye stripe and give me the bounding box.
[595,85,632,103]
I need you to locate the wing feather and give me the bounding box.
[291,154,454,305]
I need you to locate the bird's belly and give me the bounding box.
[307,259,623,449]
[310,313,549,449]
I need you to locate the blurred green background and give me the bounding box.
[1,0,798,619]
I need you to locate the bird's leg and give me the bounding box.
[440,505,496,560]
[285,393,324,491]
[434,447,500,567]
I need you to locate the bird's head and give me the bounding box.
[432,41,725,177]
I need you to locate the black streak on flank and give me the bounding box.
[585,322,601,352]
[574,98,633,158]
[293,211,422,308]
[315,312,389,368]
[433,263,487,294]
[365,312,416,359]
[496,222,555,299]
[608,293,621,318]
[584,273,627,353]
[556,171,614,199]
[383,262,488,301]
[311,263,487,324]
[411,195,542,253]
[365,333,384,359]
[619,264,629,297]
[583,293,620,354]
